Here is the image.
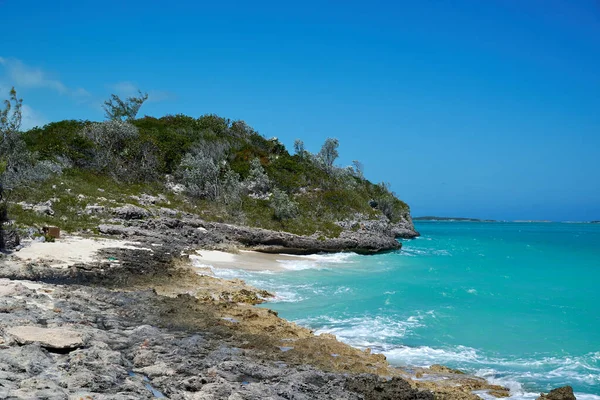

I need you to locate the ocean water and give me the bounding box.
[201,222,600,399]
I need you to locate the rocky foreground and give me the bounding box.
[0,232,528,400]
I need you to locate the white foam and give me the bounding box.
[276,252,357,270]
[296,313,429,350]
[190,255,251,279]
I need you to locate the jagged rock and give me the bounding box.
[537,386,576,400]
[345,374,433,400]
[6,326,84,350]
[390,214,420,239]
[111,204,151,220]
[130,193,168,206]
[166,181,186,194]
[84,204,105,215]
[428,364,464,374]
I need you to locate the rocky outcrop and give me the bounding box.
[537,386,576,400]
[111,204,151,220]
[201,220,402,254]
[389,212,420,239]
[99,214,402,255]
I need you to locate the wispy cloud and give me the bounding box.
[0,56,90,99]
[20,104,48,130]
[108,81,175,103]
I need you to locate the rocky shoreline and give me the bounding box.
[0,229,522,400]
[0,210,575,399]
[95,205,418,255]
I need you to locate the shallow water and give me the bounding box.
[200,222,600,398]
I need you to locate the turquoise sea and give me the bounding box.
[205,222,600,399]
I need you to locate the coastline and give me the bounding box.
[0,236,516,399]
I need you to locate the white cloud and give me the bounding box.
[0,56,89,98]
[20,104,47,130]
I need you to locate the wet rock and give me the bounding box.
[537,386,576,400]
[6,326,84,350]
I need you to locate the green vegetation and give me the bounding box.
[2,90,412,243]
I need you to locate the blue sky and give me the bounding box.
[1,0,599,221]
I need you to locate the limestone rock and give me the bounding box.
[33,205,54,216]
[112,204,151,220]
[6,326,84,350]
[428,364,465,374]
[537,386,576,400]
[84,204,105,215]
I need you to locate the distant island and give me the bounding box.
[414,216,497,222]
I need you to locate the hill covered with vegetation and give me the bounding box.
[0,88,417,250]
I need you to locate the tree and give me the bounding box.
[293,139,306,158]
[352,160,364,179]
[318,138,339,169]
[0,87,22,135]
[103,90,148,121]
[1,88,60,249]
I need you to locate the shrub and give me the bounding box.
[178,151,220,200]
[80,120,159,182]
[245,158,271,195]
[271,188,298,221]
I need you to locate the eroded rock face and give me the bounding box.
[6,326,84,350]
[537,386,576,400]
[99,214,403,255]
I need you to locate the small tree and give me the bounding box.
[318,138,339,169]
[220,167,244,214]
[271,188,298,221]
[103,90,148,121]
[352,160,364,179]
[1,88,60,249]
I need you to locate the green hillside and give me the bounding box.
[1,89,412,245]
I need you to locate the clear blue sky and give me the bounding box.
[1,0,599,221]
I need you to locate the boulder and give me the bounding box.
[6,326,84,350]
[537,386,576,400]
[33,205,54,216]
[112,204,151,220]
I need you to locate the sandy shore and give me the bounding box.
[12,235,150,268]
[192,249,316,271]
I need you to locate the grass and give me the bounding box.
[7,169,381,238]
